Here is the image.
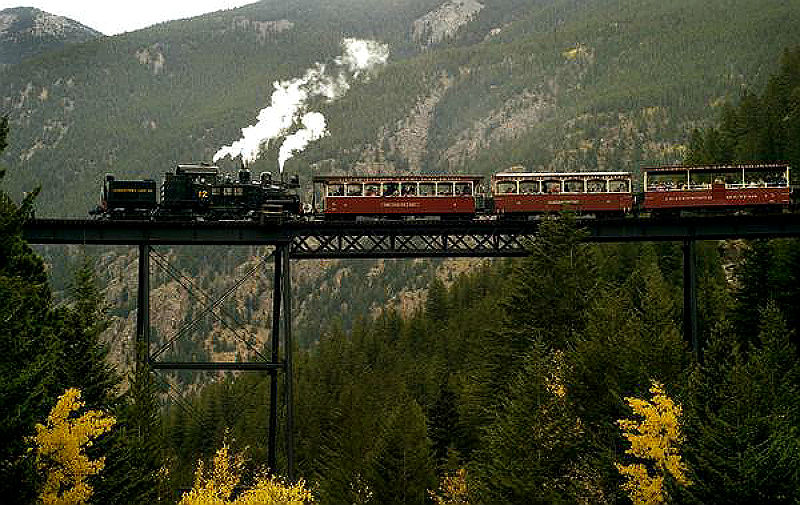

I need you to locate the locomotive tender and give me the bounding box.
[93,162,792,221]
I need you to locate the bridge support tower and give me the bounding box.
[135,243,296,480]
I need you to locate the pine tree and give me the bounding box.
[500,215,597,353]
[683,303,800,504]
[0,115,57,505]
[52,255,118,409]
[427,378,461,469]
[93,364,163,505]
[368,397,436,505]
[472,345,592,505]
[425,277,449,325]
[475,215,597,413]
[734,240,775,344]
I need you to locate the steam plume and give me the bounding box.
[213,38,390,171]
[279,112,328,169]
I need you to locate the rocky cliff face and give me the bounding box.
[412,0,484,48]
[0,7,101,67]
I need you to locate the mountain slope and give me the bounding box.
[1,0,799,216]
[0,7,102,67]
[4,0,800,370]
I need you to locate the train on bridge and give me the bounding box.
[91,162,792,221]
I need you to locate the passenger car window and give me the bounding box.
[608,179,629,193]
[327,184,344,196]
[455,182,472,196]
[418,183,435,196]
[347,183,363,196]
[519,181,539,194]
[382,182,399,196]
[543,180,561,193]
[437,183,454,196]
[401,183,417,196]
[564,180,584,193]
[497,181,517,194]
[364,183,380,196]
[587,179,606,192]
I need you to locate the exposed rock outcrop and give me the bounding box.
[412,0,484,47]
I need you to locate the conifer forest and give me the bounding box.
[3,1,800,504]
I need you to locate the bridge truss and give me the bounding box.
[23,213,800,478]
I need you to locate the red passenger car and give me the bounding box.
[492,171,634,216]
[313,175,484,219]
[643,163,791,211]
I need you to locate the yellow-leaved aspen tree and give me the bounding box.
[179,442,314,505]
[616,381,691,505]
[32,388,116,505]
[429,468,469,505]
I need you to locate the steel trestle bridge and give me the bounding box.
[24,214,800,256]
[23,213,800,479]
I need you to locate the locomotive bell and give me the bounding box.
[260,172,272,186]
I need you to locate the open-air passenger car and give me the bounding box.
[642,163,791,211]
[313,175,484,219]
[491,171,634,216]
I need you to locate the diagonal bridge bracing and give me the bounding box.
[24,212,800,479]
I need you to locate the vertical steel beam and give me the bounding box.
[282,244,295,481]
[268,247,282,473]
[136,244,150,371]
[683,239,699,357]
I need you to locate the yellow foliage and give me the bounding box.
[616,381,691,505]
[615,463,664,505]
[234,474,314,505]
[429,468,469,505]
[32,388,116,505]
[179,443,314,505]
[563,43,590,61]
[546,350,568,399]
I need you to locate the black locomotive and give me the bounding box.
[92,163,301,221]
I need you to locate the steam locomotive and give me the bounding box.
[92,162,792,221]
[92,163,301,221]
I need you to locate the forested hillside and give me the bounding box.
[158,44,800,503]
[5,44,800,500]
[4,0,800,375]
[2,0,800,215]
[4,5,800,504]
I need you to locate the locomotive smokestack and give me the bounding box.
[239,166,251,184]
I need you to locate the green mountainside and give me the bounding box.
[1,0,799,216]
[0,7,102,67]
[4,5,800,502]
[3,0,800,371]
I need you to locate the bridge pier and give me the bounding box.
[268,245,282,473]
[136,244,150,371]
[134,243,295,479]
[683,239,700,358]
[282,244,295,481]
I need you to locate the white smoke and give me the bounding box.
[278,112,328,170]
[337,37,390,76]
[213,38,390,171]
